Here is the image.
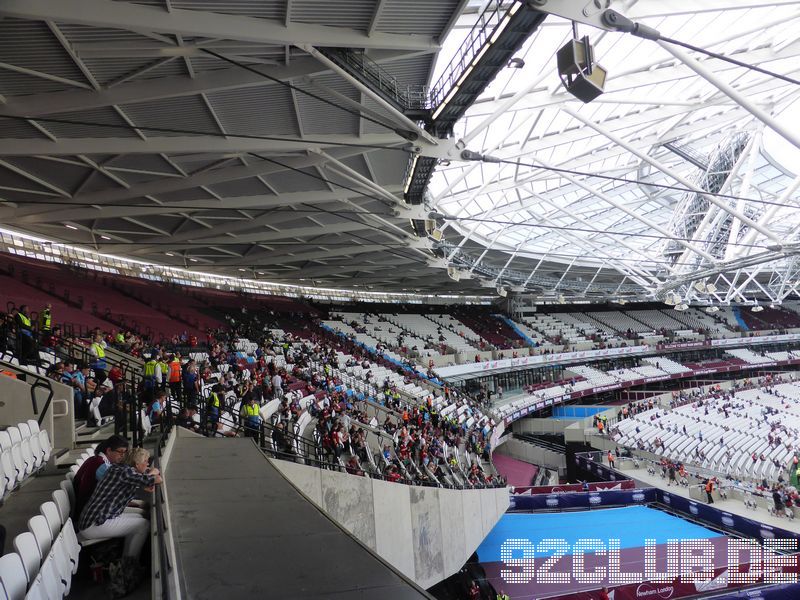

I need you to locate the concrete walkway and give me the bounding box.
[166,435,432,599]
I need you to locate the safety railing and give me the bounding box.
[194,396,504,490]
[152,412,175,600]
[428,0,513,109]
[319,49,429,111]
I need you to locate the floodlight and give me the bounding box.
[705,306,719,313]
[664,293,680,306]
[557,37,606,103]
[497,287,508,298]
[447,267,460,282]
[675,303,689,311]
[751,305,764,312]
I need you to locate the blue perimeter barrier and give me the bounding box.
[320,323,444,387]
[496,314,536,347]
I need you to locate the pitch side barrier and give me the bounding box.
[510,480,636,495]
[573,452,800,544]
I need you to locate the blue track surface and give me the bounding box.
[476,506,723,562]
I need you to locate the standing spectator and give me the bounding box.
[705,479,715,504]
[607,450,615,469]
[168,354,182,405]
[183,359,199,406]
[15,304,35,362]
[272,370,283,399]
[38,303,52,345]
[90,331,108,382]
[240,396,261,438]
[468,581,481,600]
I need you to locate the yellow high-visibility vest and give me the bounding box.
[91,343,105,358]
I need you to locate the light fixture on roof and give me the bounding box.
[694,280,718,294]
[497,286,508,298]
[705,306,719,313]
[507,58,525,69]
[447,267,461,282]
[556,35,607,104]
[558,294,566,304]
[663,292,681,306]
[675,303,689,311]
[751,304,764,312]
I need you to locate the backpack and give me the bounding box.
[107,558,144,598]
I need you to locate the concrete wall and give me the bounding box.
[513,417,573,435]
[0,371,74,452]
[492,438,566,474]
[270,459,509,590]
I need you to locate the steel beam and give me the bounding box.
[0,0,440,51]
[0,134,404,156]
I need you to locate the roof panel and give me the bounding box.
[290,0,377,31]
[119,95,222,137]
[0,18,89,96]
[206,84,300,136]
[375,0,462,36]
[42,106,140,138]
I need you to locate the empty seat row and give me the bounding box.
[0,443,90,600]
[1,421,52,500]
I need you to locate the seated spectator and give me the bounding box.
[385,464,402,483]
[177,405,201,432]
[72,435,130,518]
[271,421,293,454]
[78,447,163,564]
[345,456,363,476]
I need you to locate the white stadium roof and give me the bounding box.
[0,0,799,305]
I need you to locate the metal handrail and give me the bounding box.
[31,379,55,426]
[428,0,511,108]
[0,356,56,424]
[153,412,174,600]
[195,397,504,490]
[321,49,429,110]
